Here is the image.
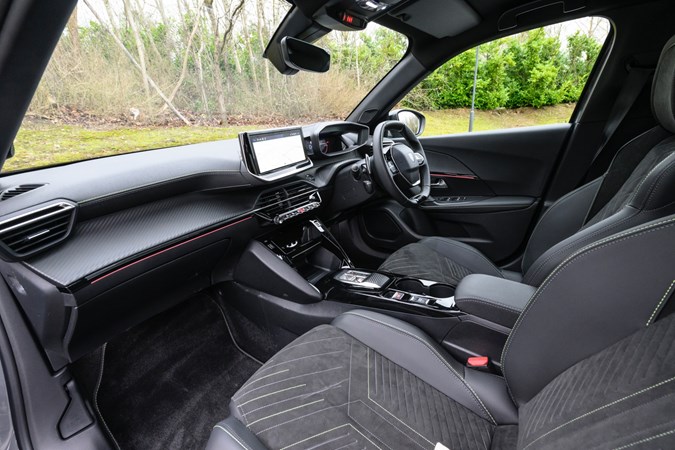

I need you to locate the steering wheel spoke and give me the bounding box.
[414,153,426,166]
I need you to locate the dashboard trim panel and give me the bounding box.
[90,215,253,284]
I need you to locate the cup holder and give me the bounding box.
[429,283,454,298]
[396,279,427,295]
[394,279,455,298]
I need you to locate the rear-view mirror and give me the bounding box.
[280,37,331,74]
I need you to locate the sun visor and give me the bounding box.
[392,0,480,38]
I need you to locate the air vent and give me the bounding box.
[256,182,319,222]
[0,184,44,201]
[0,202,76,259]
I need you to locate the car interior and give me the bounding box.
[0,0,674,449]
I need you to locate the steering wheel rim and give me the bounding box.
[371,120,431,207]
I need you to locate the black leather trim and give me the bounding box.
[652,35,675,133]
[455,274,536,329]
[521,178,602,273]
[464,369,518,425]
[332,310,497,424]
[206,417,267,450]
[504,214,675,405]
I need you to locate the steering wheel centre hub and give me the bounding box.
[391,144,421,186]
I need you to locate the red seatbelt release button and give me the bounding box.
[467,356,489,368]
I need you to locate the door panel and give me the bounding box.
[421,124,570,197]
[359,124,571,264]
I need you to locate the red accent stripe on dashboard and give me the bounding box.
[90,215,253,284]
[431,173,478,180]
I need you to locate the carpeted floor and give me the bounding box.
[94,294,261,450]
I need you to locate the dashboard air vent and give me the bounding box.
[256,182,320,222]
[0,202,76,259]
[0,184,44,201]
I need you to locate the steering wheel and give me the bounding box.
[371,120,431,207]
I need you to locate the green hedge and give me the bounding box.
[403,29,603,110]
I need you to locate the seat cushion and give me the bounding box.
[378,236,506,285]
[215,311,518,450]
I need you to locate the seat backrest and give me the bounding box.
[520,36,675,286]
[503,213,675,406]
[516,310,675,449]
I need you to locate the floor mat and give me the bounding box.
[95,294,261,450]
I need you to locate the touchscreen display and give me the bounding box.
[249,128,307,174]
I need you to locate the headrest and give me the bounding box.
[653,35,675,133]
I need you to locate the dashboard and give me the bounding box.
[0,119,375,369]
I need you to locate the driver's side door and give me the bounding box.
[355,18,610,266]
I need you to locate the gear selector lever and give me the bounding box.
[309,219,355,268]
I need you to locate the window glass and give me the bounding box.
[7,0,406,173]
[400,17,610,136]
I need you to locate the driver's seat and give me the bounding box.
[379,36,675,287]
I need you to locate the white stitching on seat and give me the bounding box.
[340,311,497,424]
[213,425,254,450]
[613,428,675,450]
[365,348,434,447]
[647,280,675,326]
[235,366,343,400]
[278,423,383,450]
[246,398,324,426]
[238,385,307,407]
[504,216,675,403]
[521,376,675,449]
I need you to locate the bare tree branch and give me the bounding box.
[82,0,191,125]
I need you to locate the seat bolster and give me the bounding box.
[419,237,505,279]
[206,417,267,450]
[332,310,497,424]
[521,177,602,273]
[464,369,518,425]
[629,149,675,211]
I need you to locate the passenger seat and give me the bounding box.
[206,213,675,449]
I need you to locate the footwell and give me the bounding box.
[93,294,261,450]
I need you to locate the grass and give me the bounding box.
[5,104,575,173]
[422,103,575,136]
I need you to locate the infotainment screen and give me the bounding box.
[247,128,307,174]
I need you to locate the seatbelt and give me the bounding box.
[584,65,654,182]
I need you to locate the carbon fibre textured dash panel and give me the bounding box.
[24,193,251,286]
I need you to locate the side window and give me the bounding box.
[401,17,610,136]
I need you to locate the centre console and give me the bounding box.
[317,269,457,315]
[255,219,460,316]
[229,218,511,370]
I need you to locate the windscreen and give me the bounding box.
[249,129,306,174]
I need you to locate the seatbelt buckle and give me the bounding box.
[467,356,490,371]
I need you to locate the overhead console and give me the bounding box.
[239,127,313,181]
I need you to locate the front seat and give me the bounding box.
[379,35,675,287]
[206,214,675,449]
